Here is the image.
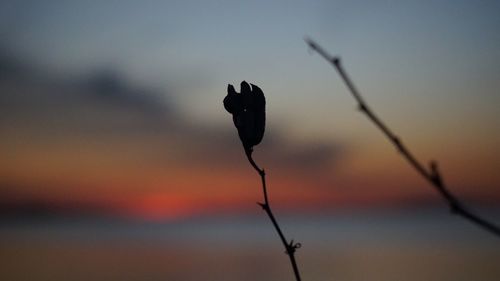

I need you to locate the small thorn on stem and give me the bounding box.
[450,203,461,214]
[392,136,401,145]
[430,160,443,186]
[430,160,438,174]
[285,240,302,255]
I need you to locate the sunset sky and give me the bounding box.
[1,0,499,221]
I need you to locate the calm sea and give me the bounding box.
[1,208,499,281]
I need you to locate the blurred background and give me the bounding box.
[1,1,499,280]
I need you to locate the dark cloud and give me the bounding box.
[176,120,345,180]
[81,70,169,114]
[0,49,346,186]
[0,48,29,79]
[0,49,176,136]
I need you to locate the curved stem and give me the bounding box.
[305,38,500,237]
[245,149,303,281]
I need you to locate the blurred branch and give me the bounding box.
[245,150,302,281]
[305,37,500,237]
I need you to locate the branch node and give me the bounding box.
[448,198,464,214]
[392,135,401,146]
[285,240,302,255]
[332,57,340,65]
[429,160,443,186]
[358,103,367,112]
[392,136,405,153]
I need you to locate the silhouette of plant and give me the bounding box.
[305,38,500,237]
[224,81,303,281]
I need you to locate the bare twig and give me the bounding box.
[305,37,500,237]
[245,149,302,281]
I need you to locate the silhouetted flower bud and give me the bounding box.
[224,81,266,153]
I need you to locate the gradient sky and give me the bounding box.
[1,0,499,220]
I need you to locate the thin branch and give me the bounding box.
[305,38,500,237]
[245,149,302,281]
